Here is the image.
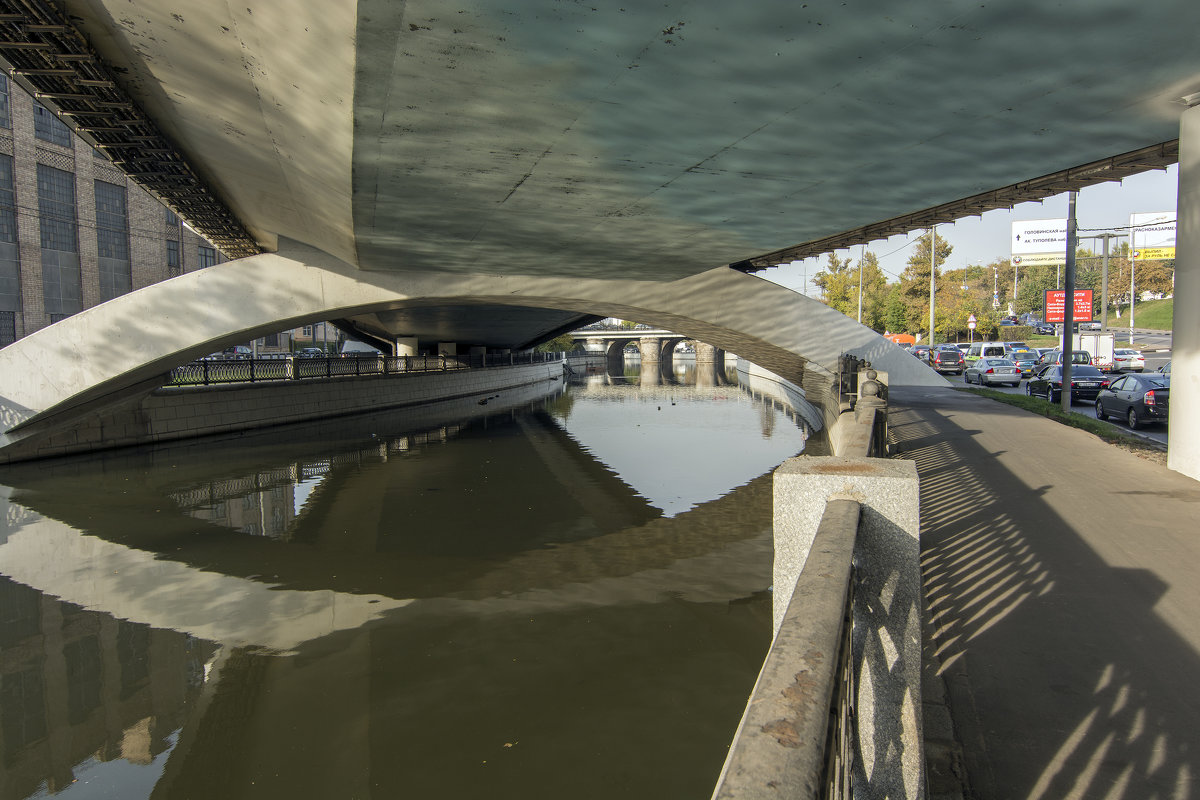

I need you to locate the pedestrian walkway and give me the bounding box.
[888,385,1200,800]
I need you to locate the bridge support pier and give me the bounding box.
[1171,99,1200,481]
[637,336,662,365]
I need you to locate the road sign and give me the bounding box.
[1012,219,1068,266]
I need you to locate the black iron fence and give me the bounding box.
[166,351,570,388]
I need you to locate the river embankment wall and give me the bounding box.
[2,360,569,463]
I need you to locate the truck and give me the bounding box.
[1073,332,1115,372]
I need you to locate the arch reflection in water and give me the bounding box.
[0,365,824,800]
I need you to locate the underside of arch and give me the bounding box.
[0,239,946,455]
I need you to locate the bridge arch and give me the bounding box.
[0,239,944,453]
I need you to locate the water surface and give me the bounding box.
[0,362,821,799]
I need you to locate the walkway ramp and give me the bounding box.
[890,385,1200,799]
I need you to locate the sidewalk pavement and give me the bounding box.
[888,384,1200,800]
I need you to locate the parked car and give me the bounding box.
[910,345,932,361]
[930,345,964,374]
[1095,373,1170,429]
[297,347,327,357]
[1034,322,1056,335]
[1111,349,1145,373]
[1026,364,1109,404]
[999,319,1018,327]
[223,345,253,359]
[964,357,1021,386]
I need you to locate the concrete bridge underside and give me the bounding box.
[0,239,944,459]
[0,1,1199,475]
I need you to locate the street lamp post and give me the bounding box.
[928,226,936,347]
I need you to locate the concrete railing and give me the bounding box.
[712,498,860,798]
[712,362,923,800]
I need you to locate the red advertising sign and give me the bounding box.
[1043,289,1093,323]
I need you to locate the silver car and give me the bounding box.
[965,357,1021,387]
[1112,349,1145,372]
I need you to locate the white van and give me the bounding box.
[965,342,1008,365]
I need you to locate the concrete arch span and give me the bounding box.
[0,240,945,452]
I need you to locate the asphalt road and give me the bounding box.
[942,351,1171,445]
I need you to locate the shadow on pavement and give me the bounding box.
[890,386,1200,799]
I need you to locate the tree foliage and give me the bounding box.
[897,230,954,338]
[810,250,891,333]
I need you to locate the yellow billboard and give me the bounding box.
[1133,247,1175,261]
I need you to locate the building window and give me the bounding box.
[0,311,14,347]
[33,101,73,148]
[0,154,19,318]
[95,180,131,300]
[264,333,279,347]
[37,164,81,318]
[165,207,179,226]
[0,75,10,130]
[302,325,313,336]
[0,665,48,754]
[166,239,181,276]
[198,245,217,269]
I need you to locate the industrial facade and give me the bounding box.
[0,72,225,348]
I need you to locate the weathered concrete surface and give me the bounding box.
[1170,101,1200,482]
[892,384,1200,799]
[773,456,923,799]
[712,499,859,799]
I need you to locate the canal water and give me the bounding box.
[0,359,825,800]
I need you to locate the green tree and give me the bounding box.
[885,284,908,334]
[809,250,892,333]
[811,252,857,314]
[535,333,579,352]
[898,230,953,339]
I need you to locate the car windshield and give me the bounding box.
[1072,366,1103,377]
[983,359,1014,366]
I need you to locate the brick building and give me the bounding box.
[0,72,227,348]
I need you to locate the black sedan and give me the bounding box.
[1095,373,1170,429]
[1026,364,1110,404]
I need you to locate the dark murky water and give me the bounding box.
[0,360,822,800]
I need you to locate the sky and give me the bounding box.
[763,164,1180,295]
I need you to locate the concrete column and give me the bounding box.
[1172,100,1200,481]
[638,336,662,363]
[394,336,417,357]
[694,341,717,364]
[773,457,923,799]
[583,336,607,353]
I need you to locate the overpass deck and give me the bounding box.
[889,385,1200,799]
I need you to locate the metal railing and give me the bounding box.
[165,351,569,388]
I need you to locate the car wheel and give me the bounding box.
[1127,407,1140,430]
[1096,400,1106,420]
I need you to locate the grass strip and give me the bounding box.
[955,385,1165,455]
